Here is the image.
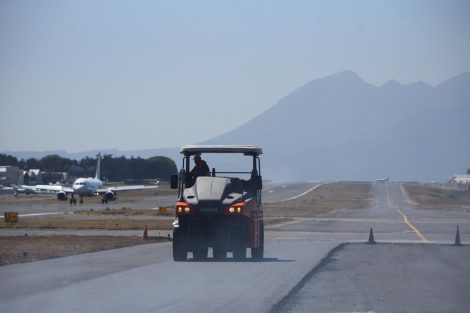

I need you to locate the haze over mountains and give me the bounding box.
[206,71,470,181]
[5,71,470,182]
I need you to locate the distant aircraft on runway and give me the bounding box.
[23,154,159,204]
[375,177,390,183]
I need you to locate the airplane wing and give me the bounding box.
[13,185,40,195]
[33,185,74,193]
[96,184,159,194]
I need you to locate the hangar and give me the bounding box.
[0,166,24,186]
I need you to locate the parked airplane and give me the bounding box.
[27,154,159,204]
[13,185,41,196]
[375,177,390,183]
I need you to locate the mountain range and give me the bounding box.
[5,71,470,182]
[205,71,470,181]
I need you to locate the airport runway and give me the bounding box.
[269,182,470,244]
[0,240,338,313]
[1,182,469,312]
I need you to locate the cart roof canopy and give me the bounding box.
[180,145,262,156]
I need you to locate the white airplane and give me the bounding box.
[30,154,159,204]
[375,177,390,183]
[13,185,41,196]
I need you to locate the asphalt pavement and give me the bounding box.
[273,243,470,313]
[1,181,469,313]
[0,240,338,313]
[268,182,470,313]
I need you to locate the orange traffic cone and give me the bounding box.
[142,225,148,240]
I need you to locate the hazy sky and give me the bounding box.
[1,0,469,152]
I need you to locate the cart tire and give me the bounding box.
[252,222,264,260]
[173,228,186,261]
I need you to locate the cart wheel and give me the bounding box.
[172,228,187,261]
[213,247,226,260]
[252,222,264,260]
[233,246,246,261]
[193,246,208,260]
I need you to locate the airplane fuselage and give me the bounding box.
[375,177,390,183]
[72,177,103,197]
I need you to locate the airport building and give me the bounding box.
[448,175,470,190]
[0,166,24,186]
[40,171,68,185]
[24,169,43,185]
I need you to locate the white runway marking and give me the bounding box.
[281,183,324,202]
[0,212,71,219]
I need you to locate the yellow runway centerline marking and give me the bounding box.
[396,209,430,243]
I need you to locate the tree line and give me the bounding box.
[0,153,177,182]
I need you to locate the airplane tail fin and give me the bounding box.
[95,153,101,180]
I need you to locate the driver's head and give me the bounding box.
[193,154,202,164]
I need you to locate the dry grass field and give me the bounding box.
[264,182,372,219]
[403,183,470,211]
[1,217,173,231]
[0,235,170,266]
[76,207,174,216]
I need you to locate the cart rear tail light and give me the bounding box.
[176,202,193,215]
[225,202,245,215]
